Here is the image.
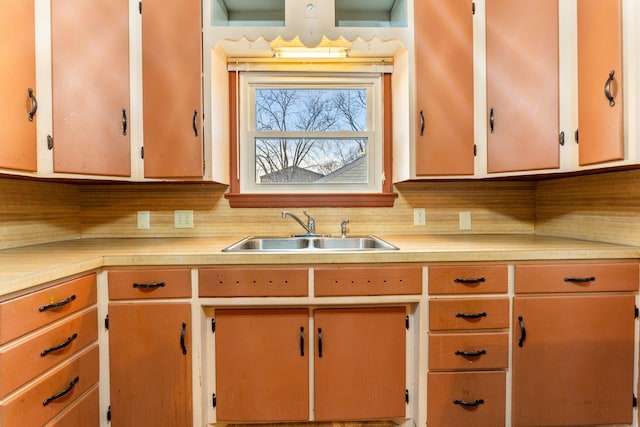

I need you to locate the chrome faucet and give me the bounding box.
[340,218,350,238]
[282,210,316,235]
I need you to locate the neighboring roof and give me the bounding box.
[316,156,367,183]
[260,165,324,183]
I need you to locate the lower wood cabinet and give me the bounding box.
[108,303,192,426]
[213,306,407,422]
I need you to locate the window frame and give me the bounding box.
[225,71,396,208]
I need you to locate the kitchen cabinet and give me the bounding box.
[0,274,99,426]
[0,0,37,172]
[486,0,560,173]
[512,263,637,426]
[141,0,203,178]
[577,0,624,165]
[108,269,192,426]
[413,0,475,176]
[51,0,131,177]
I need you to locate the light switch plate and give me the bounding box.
[413,208,426,226]
[459,211,472,230]
[137,211,150,229]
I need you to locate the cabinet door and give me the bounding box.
[577,0,623,165]
[214,308,309,422]
[109,303,192,426]
[512,294,634,426]
[486,0,559,173]
[414,0,474,176]
[314,307,406,420]
[0,0,37,172]
[51,0,130,176]
[141,0,203,178]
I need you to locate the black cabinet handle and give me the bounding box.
[28,88,38,121]
[604,70,616,107]
[454,277,486,285]
[419,110,425,136]
[563,276,595,284]
[39,294,76,312]
[455,312,487,319]
[192,110,199,137]
[489,107,495,133]
[41,333,78,357]
[122,108,127,136]
[300,326,305,356]
[453,399,484,407]
[180,322,187,355]
[455,349,486,357]
[132,282,166,289]
[43,376,79,406]
[317,327,323,358]
[518,315,526,347]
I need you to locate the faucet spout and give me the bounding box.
[282,210,315,234]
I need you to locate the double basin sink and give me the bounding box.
[222,235,398,252]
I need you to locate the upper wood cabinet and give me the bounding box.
[577,0,624,166]
[485,0,560,173]
[141,0,203,179]
[0,0,37,172]
[51,0,131,177]
[414,0,475,176]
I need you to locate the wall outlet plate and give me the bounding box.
[459,211,472,230]
[413,208,426,226]
[137,211,150,229]
[174,210,194,228]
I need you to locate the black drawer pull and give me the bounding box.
[563,276,595,284]
[455,349,486,357]
[132,282,166,289]
[318,328,323,358]
[28,88,38,121]
[41,333,78,357]
[604,70,616,106]
[453,398,484,407]
[39,294,76,312]
[300,326,305,357]
[455,312,487,319]
[419,110,425,136]
[454,277,486,285]
[180,322,187,355]
[518,315,526,347]
[43,376,79,406]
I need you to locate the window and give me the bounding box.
[226,71,396,207]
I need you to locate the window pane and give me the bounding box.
[255,88,367,132]
[255,137,368,184]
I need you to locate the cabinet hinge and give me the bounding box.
[473,144,477,157]
[140,146,144,159]
[104,314,109,330]
[472,2,476,15]
[107,405,111,421]
[211,318,216,333]
[559,131,565,146]
[634,305,639,319]
[212,393,217,407]
[47,135,53,150]
[138,1,142,14]
[405,315,409,330]
[574,129,579,144]
[405,389,409,403]
[633,394,637,408]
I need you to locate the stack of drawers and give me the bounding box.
[0,274,99,426]
[427,265,509,427]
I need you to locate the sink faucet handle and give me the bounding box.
[302,210,315,234]
[340,218,350,238]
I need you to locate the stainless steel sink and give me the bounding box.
[222,235,398,252]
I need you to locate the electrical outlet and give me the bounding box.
[413,208,426,226]
[137,211,150,229]
[459,211,472,230]
[174,210,194,228]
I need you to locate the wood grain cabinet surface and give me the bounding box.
[108,268,192,299]
[428,265,508,295]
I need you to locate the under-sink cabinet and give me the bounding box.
[107,269,193,426]
[0,274,99,426]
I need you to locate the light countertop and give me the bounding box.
[1,234,638,298]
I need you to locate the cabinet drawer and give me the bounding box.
[0,308,98,398]
[199,268,308,297]
[430,298,509,331]
[0,345,99,427]
[108,269,191,299]
[0,274,97,345]
[515,263,639,293]
[314,266,422,296]
[427,371,506,427]
[429,332,508,370]
[46,384,99,427]
[429,265,507,295]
